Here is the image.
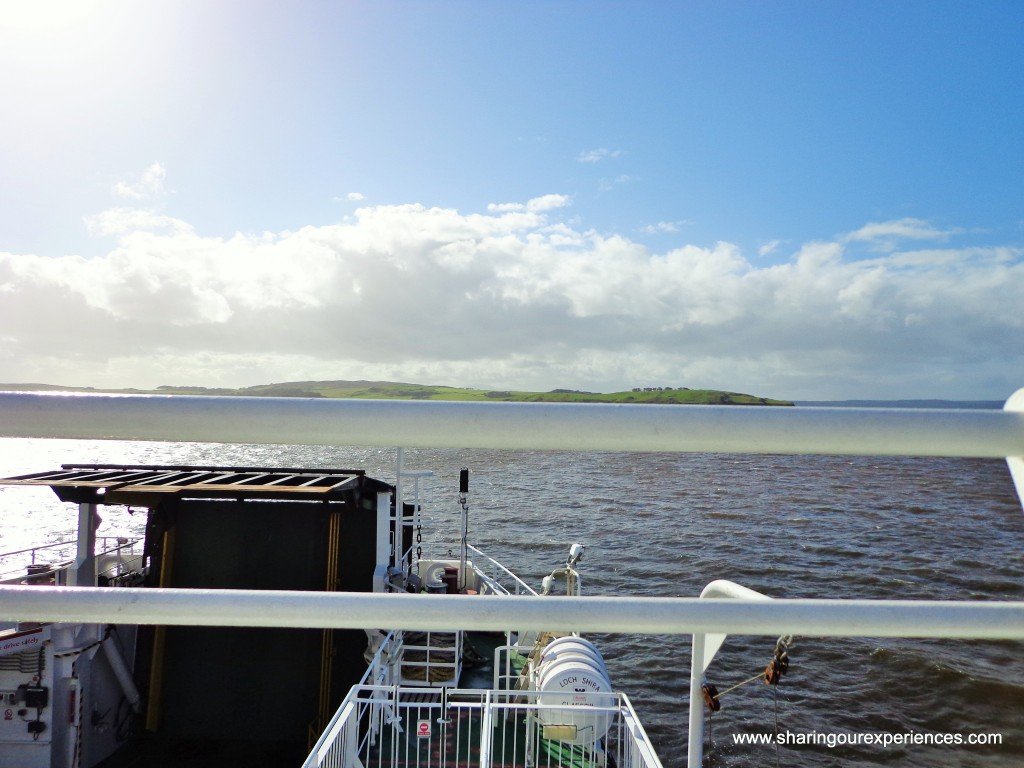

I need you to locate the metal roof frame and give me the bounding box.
[0,462,393,505]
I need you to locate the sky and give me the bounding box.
[0,0,1021,400]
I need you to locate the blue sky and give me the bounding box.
[0,1,1021,399]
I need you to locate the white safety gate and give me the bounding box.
[305,684,662,768]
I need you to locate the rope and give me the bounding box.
[771,635,792,768]
[701,634,794,765]
[711,671,764,700]
[701,666,767,763]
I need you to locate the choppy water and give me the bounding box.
[1,438,1022,767]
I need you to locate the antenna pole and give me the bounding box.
[393,448,404,569]
[458,468,469,592]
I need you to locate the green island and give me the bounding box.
[1,380,793,405]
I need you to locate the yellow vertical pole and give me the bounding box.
[312,509,342,745]
[145,527,175,732]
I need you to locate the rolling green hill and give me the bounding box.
[0,379,793,405]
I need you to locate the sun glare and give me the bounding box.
[0,0,103,32]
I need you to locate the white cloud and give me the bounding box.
[113,162,166,200]
[577,148,623,164]
[346,192,366,201]
[84,207,194,237]
[1,199,1021,399]
[640,221,682,234]
[758,239,781,256]
[843,218,962,247]
[487,202,526,213]
[488,196,570,213]
[526,194,571,212]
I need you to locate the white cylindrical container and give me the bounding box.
[538,636,608,674]
[535,639,614,745]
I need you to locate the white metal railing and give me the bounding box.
[303,684,663,768]
[358,630,404,754]
[363,630,403,688]
[687,580,775,768]
[399,631,462,686]
[2,391,1023,766]
[493,644,523,692]
[307,698,360,768]
[0,536,143,584]
[1,391,1023,460]
[396,461,431,571]
[468,544,538,596]
[0,585,1021,638]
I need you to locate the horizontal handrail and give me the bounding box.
[0,586,1021,639]
[0,536,138,561]
[0,538,143,582]
[0,540,77,559]
[1,391,1023,457]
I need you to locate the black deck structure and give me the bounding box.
[2,463,397,766]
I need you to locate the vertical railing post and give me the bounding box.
[373,492,391,593]
[68,502,98,587]
[1005,388,1024,502]
[343,703,359,767]
[394,448,404,568]
[687,632,705,767]
[479,688,493,768]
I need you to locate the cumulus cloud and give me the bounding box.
[346,192,366,201]
[487,202,525,213]
[758,240,781,256]
[525,194,571,212]
[640,221,683,234]
[113,162,166,200]
[487,195,571,214]
[577,148,623,163]
[1,199,1020,398]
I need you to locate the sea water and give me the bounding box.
[1,438,1021,767]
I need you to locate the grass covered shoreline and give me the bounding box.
[0,380,794,406]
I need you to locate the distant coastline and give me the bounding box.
[3,383,1004,409]
[0,380,794,406]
